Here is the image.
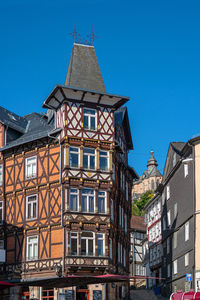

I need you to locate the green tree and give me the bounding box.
[132,190,154,216]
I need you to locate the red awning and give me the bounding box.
[0,281,15,290]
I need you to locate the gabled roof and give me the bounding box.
[65,43,106,93]
[0,106,28,133]
[115,106,133,150]
[162,142,185,182]
[1,113,58,151]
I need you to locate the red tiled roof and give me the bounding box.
[130,215,146,232]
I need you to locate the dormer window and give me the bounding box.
[83,108,96,131]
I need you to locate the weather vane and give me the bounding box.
[69,25,97,46]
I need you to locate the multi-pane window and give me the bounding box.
[109,239,112,260]
[27,236,38,261]
[98,191,106,213]
[83,108,96,131]
[97,233,104,256]
[83,148,95,170]
[69,147,80,168]
[0,165,2,185]
[26,157,37,179]
[81,188,95,213]
[69,189,79,212]
[26,195,37,220]
[70,232,78,255]
[0,202,3,221]
[99,151,109,171]
[173,260,178,274]
[185,221,189,241]
[81,232,94,256]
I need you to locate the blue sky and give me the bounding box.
[0,0,200,175]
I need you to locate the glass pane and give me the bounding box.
[70,153,78,168]
[97,239,103,256]
[33,243,38,259]
[81,239,86,255]
[83,116,88,128]
[84,148,95,154]
[84,108,95,115]
[71,238,77,255]
[28,244,32,259]
[90,156,95,169]
[82,232,93,238]
[33,202,37,218]
[100,157,108,171]
[28,204,31,219]
[89,196,94,212]
[90,117,96,130]
[32,163,36,176]
[81,196,87,212]
[69,194,78,211]
[83,155,88,169]
[88,240,93,256]
[98,197,105,213]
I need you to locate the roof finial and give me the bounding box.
[87,25,97,46]
[69,24,79,44]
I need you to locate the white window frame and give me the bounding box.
[184,164,189,178]
[83,108,97,131]
[185,221,189,241]
[25,156,37,179]
[81,231,95,256]
[27,236,38,261]
[0,165,3,185]
[174,203,177,219]
[83,148,96,170]
[81,188,95,213]
[69,147,80,168]
[99,150,109,171]
[97,190,106,213]
[97,233,105,256]
[173,259,178,274]
[185,252,189,267]
[70,232,78,256]
[26,195,38,220]
[166,185,170,200]
[167,210,171,227]
[69,188,79,212]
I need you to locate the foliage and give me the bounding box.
[132,190,154,216]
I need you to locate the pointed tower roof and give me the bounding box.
[147,150,158,169]
[65,43,106,93]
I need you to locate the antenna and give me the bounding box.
[70,25,96,46]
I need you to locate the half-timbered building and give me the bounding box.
[0,42,136,300]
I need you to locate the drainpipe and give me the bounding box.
[48,133,64,277]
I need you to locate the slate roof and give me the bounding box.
[130,215,146,232]
[0,106,28,133]
[65,43,106,93]
[0,112,58,151]
[115,107,133,150]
